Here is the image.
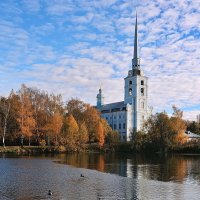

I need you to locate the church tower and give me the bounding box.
[124,13,148,135]
[96,88,104,109]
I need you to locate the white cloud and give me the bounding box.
[0,0,200,120]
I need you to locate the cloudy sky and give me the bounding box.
[0,0,200,120]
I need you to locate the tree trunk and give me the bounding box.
[3,116,8,148]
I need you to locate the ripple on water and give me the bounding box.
[0,157,200,200]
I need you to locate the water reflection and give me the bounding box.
[55,153,200,185]
[1,153,200,199]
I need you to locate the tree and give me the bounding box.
[170,106,187,145]
[46,111,63,145]
[105,130,120,145]
[64,114,79,151]
[0,90,13,147]
[145,112,174,153]
[83,105,100,142]
[17,84,36,146]
[78,122,89,146]
[186,121,200,134]
[66,98,86,123]
[96,122,105,147]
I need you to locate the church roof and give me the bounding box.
[100,101,126,112]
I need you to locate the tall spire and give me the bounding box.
[132,11,140,69]
[134,12,138,60]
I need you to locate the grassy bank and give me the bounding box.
[0,146,67,154]
[1,142,200,155]
[0,144,105,154]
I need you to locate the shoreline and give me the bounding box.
[1,145,200,155]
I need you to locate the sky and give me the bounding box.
[0,0,200,121]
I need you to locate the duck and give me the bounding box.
[48,190,52,196]
[80,174,84,177]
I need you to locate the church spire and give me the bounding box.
[132,12,140,69]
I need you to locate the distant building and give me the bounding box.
[96,14,150,141]
[197,114,200,123]
[185,131,200,142]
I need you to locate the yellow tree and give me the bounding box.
[170,106,187,144]
[78,122,89,147]
[96,121,105,147]
[47,112,63,145]
[18,85,36,146]
[65,114,79,151]
[83,105,100,142]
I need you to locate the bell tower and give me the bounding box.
[96,88,104,109]
[124,13,148,134]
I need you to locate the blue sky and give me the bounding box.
[0,0,200,120]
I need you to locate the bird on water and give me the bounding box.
[80,174,84,177]
[48,190,52,196]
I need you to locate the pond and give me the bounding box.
[0,153,200,200]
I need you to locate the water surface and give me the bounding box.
[0,153,200,200]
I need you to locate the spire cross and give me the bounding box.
[132,12,140,69]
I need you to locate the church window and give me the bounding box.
[119,124,121,129]
[114,124,116,129]
[123,123,126,129]
[141,88,144,95]
[129,81,132,85]
[119,115,121,119]
[141,80,144,85]
[129,88,132,95]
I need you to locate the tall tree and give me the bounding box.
[78,122,89,146]
[17,84,36,146]
[96,122,105,147]
[171,106,187,144]
[83,105,100,142]
[0,90,13,147]
[64,114,79,151]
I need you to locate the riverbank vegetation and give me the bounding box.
[119,106,200,154]
[0,84,199,154]
[0,84,119,152]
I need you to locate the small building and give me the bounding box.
[185,131,200,142]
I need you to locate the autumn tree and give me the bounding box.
[105,130,120,145]
[46,111,63,145]
[0,90,14,147]
[170,106,187,145]
[43,93,63,145]
[66,98,86,123]
[83,105,100,142]
[64,114,79,151]
[78,122,89,147]
[145,111,174,153]
[17,85,36,146]
[96,121,105,147]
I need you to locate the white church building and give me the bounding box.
[96,15,149,141]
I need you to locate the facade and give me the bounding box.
[96,15,149,141]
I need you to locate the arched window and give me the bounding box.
[129,80,132,85]
[141,80,144,85]
[141,88,144,95]
[129,88,132,95]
